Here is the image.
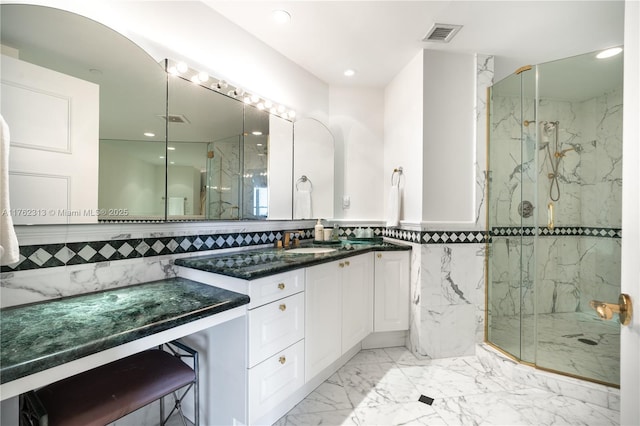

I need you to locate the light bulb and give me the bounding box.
[176,62,188,73]
[198,71,209,83]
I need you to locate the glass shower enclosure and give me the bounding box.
[486,48,623,386]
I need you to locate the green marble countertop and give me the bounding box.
[0,278,249,384]
[175,241,411,280]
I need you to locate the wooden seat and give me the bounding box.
[20,342,198,426]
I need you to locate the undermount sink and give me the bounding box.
[286,247,337,254]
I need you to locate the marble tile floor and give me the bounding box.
[488,311,619,385]
[274,347,619,426]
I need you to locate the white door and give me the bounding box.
[1,54,99,224]
[620,1,639,423]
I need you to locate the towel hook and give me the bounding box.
[390,167,403,185]
[296,175,313,191]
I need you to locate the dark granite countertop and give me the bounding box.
[0,278,249,384]
[175,241,411,280]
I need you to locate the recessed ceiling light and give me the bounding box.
[344,69,356,77]
[252,131,263,136]
[167,146,176,151]
[144,132,155,137]
[272,10,291,24]
[596,47,622,59]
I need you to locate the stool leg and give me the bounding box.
[159,395,165,426]
[193,350,199,426]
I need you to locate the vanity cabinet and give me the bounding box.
[176,267,305,425]
[374,251,410,331]
[176,246,409,424]
[305,253,373,381]
[245,270,305,423]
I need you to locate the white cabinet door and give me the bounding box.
[341,253,373,352]
[374,251,410,332]
[304,260,342,381]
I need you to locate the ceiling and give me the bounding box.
[203,0,625,87]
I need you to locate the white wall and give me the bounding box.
[620,0,640,422]
[329,87,385,220]
[422,50,476,224]
[384,51,424,225]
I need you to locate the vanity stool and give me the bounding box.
[19,340,199,426]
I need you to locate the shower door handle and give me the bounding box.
[589,294,633,326]
[547,202,554,230]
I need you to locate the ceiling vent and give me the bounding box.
[158,114,190,124]
[422,23,463,43]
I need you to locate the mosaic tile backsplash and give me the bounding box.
[2,224,622,274]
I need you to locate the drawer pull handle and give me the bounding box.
[339,262,345,268]
[278,283,285,290]
[345,261,350,266]
[279,304,287,311]
[279,356,286,364]
[377,253,382,259]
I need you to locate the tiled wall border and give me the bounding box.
[491,226,622,239]
[1,225,621,273]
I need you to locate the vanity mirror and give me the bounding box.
[293,118,334,220]
[0,4,295,224]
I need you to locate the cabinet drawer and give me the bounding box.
[248,269,304,309]
[248,340,304,424]
[248,292,305,367]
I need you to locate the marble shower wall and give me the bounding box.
[489,82,623,318]
[416,243,486,358]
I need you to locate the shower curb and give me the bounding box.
[476,343,620,411]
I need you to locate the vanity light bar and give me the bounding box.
[165,59,296,121]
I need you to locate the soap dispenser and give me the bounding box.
[314,219,324,241]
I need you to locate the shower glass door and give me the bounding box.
[206,136,241,220]
[487,67,536,364]
[487,48,623,386]
[533,52,623,384]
